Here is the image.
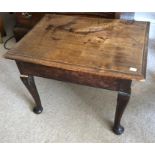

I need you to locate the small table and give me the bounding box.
[4,14,149,135]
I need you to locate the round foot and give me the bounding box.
[33,106,43,114]
[113,125,124,135]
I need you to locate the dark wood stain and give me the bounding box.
[16,61,120,91]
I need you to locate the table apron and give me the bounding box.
[16,61,130,91]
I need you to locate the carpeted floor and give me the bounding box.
[0,13,155,143]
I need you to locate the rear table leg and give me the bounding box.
[20,75,43,114]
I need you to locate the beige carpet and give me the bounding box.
[0,13,155,143]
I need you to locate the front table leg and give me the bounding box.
[113,80,131,135]
[20,75,43,114]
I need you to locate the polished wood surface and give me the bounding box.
[14,12,116,41]
[5,14,149,81]
[13,12,135,41]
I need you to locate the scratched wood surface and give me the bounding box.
[4,14,149,80]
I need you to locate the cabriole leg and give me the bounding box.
[20,75,43,114]
[113,80,131,135]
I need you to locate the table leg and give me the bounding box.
[20,75,43,114]
[113,80,131,135]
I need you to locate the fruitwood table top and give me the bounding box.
[4,14,149,80]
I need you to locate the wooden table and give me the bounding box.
[4,14,149,135]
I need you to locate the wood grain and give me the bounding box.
[4,14,149,80]
[16,61,121,91]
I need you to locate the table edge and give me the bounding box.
[4,52,146,81]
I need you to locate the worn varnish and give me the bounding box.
[4,14,149,81]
